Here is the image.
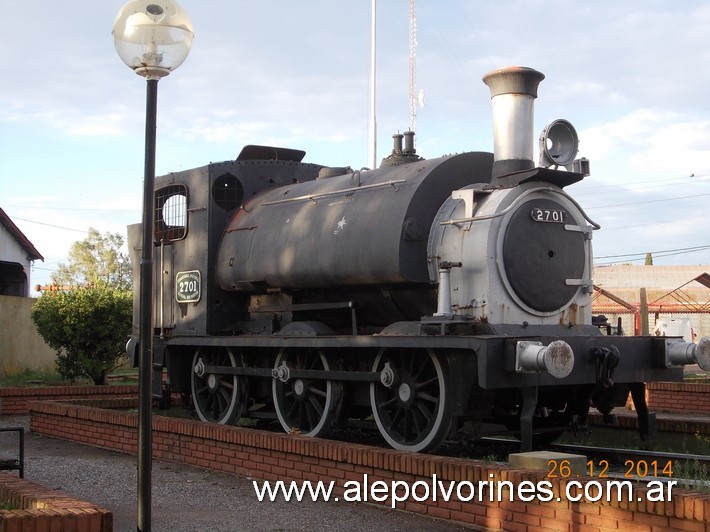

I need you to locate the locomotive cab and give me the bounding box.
[126,146,324,345]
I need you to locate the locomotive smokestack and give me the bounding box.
[482,66,545,179]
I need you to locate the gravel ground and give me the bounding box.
[0,416,468,532]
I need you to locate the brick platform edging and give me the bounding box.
[646,381,710,414]
[0,472,112,531]
[0,386,138,415]
[28,401,710,531]
[624,381,710,415]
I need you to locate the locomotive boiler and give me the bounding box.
[127,66,710,452]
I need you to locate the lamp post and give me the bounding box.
[112,2,193,530]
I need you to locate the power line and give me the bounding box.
[32,266,62,272]
[585,191,710,210]
[599,212,707,232]
[8,205,139,213]
[10,216,91,234]
[596,244,710,259]
[594,244,710,264]
[574,172,710,197]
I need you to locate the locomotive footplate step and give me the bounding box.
[629,382,658,442]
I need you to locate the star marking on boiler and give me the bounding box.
[334,216,347,234]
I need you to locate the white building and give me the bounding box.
[0,207,43,297]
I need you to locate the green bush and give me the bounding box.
[31,284,131,385]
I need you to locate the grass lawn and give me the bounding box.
[0,367,138,387]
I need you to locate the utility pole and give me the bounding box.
[639,287,649,335]
[368,0,377,169]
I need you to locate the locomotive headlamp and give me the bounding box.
[113,0,194,79]
[539,119,579,169]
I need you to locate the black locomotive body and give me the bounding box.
[127,67,709,452]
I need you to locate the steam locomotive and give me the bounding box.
[127,66,710,452]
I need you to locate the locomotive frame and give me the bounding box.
[126,67,710,453]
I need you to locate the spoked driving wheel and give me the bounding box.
[370,348,450,452]
[191,347,244,424]
[272,348,341,437]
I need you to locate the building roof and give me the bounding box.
[0,207,44,261]
[592,264,710,311]
[593,264,709,290]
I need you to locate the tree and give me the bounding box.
[53,228,132,290]
[31,284,132,385]
[645,253,653,266]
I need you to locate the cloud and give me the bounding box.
[0,98,138,137]
[580,109,710,182]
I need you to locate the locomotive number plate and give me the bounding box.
[176,270,201,303]
[530,208,568,224]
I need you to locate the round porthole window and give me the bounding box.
[212,173,244,210]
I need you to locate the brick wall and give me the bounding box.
[646,382,710,413]
[625,381,710,415]
[0,472,111,532]
[28,400,710,531]
[0,386,138,415]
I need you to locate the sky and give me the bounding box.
[1,0,709,294]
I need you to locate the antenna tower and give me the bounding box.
[408,0,417,133]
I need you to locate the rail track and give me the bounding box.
[551,442,710,487]
[163,404,709,487]
[551,442,710,469]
